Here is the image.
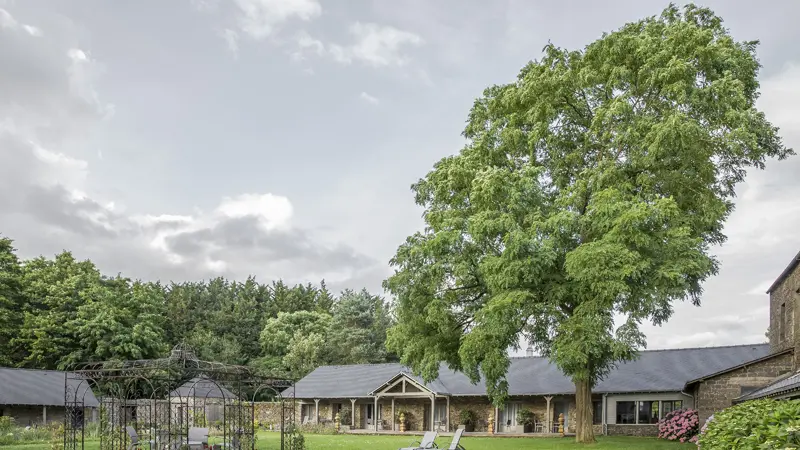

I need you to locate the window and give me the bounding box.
[662,400,683,416]
[592,401,602,425]
[781,303,787,341]
[616,401,636,424]
[637,401,659,424]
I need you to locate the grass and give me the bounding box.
[0,432,690,450]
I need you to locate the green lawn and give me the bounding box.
[0,433,689,450]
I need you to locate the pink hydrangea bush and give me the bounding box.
[657,408,700,443]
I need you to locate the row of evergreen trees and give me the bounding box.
[0,235,396,379]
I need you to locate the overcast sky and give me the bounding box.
[1,0,798,352]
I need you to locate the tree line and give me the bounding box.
[0,236,395,379]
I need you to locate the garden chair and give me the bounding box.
[187,427,209,450]
[125,426,155,450]
[533,420,544,433]
[398,431,438,449]
[444,428,465,450]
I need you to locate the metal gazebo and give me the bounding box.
[64,344,296,450]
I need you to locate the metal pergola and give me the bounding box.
[64,344,296,450]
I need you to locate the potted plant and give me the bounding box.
[516,409,535,433]
[340,407,352,431]
[459,409,477,432]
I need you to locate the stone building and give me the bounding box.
[286,344,770,437]
[0,367,99,427]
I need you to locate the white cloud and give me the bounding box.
[215,193,293,230]
[219,28,240,56]
[290,23,424,68]
[0,7,39,35]
[359,91,379,105]
[330,22,424,67]
[233,0,321,40]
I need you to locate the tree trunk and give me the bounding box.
[574,378,596,443]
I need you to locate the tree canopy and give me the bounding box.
[0,234,394,380]
[384,4,792,443]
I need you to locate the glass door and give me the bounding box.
[434,403,447,431]
[500,402,521,432]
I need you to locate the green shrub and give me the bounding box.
[339,407,352,426]
[697,399,800,449]
[285,424,306,450]
[516,409,535,426]
[459,409,477,425]
[0,416,15,432]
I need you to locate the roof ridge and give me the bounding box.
[319,362,404,369]
[0,367,70,374]
[508,343,768,360]
[638,343,768,353]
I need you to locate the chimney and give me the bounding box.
[525,347,534,357]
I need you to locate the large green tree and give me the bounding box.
[255,310,332,378]
[0,236,24,366]
[384,4,792,443]
[65,277,167,366]
[326,289,394,364]
[15,251,104,369]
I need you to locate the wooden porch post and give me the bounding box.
[494,406,499,433]
[42,406,47,424]
[374,397,379,432]
[350,399,356,429]
[391,398,395,431]
[430,395,435,432]
[314,399,320,425]
[544,396,553,433]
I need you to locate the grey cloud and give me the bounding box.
[165,216,375,276]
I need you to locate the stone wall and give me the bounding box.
[607,424,658,436]
[768,257,799,360]
[694,350,794,423]
[254,402,284,429]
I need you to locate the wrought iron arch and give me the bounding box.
[65,344,296,450]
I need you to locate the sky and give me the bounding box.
[1,0,799,352]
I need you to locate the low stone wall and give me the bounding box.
[254,402,284,429]
[607,424,658,436]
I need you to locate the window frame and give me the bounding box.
[615,399,684,425]
[781,302,787,341]
[636,401,659,424]
[616,401,636,424]
[592,400,602,425]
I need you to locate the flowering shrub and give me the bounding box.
[657,408,699,443]
[697,399,800,449]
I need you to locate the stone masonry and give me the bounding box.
[693,350,794,423]
[607,424,658,437]
[768,254,799,367]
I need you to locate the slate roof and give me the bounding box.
[0,368,99,407]
[286,344,771,399]
[735,371,800,402]
[170,376,238,399]
[682,348,793,390]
